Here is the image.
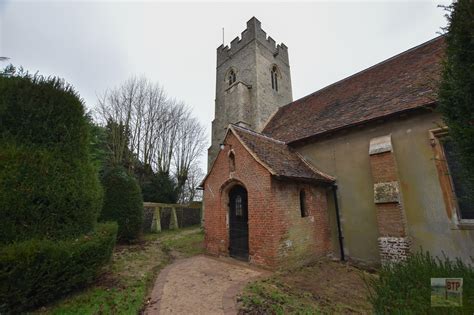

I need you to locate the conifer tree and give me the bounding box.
[438,0,474,208]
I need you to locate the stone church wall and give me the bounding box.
[208,17,292,170]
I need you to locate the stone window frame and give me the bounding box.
[270,64,280,92]
[226,67,237,86]
[429,127,474,229]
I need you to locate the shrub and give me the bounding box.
[0,71,89,158]
[0,71,103,243]
[141,170,178,203]
[0,144,102,244]
[100,167,144,242]
[0,222,118,314]
[366,251,474,314]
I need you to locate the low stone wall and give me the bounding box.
[143,202,202,233]
[176,207,201,228]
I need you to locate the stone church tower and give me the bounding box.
[208,17,293,170]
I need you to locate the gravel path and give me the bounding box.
[144,255,267,315]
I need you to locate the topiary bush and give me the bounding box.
[0,144,102,243]
[0,68,116,313]
[0,71,103,243]
[366,251,474,314]
[100,167,144,242]
[0,222,118,314]
[0,71,89,158]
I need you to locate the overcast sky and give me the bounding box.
[1,0,450,170]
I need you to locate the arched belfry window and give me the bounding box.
[228,69,236,86]
[300,190,308,217]
[271,66,278,91]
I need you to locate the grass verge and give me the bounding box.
[158,226,205,258]
[240,277,320,314]
[239,259,376,314]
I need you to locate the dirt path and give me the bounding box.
[144,255,267,315]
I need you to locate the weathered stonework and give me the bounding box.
[378,236,411,264]
[369,134,393,155]
[208,17,293,170]
[374,181,400,203]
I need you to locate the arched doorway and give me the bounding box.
[228,185,249,260]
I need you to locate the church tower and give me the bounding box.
[208,17,293,170]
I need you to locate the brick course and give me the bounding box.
[375,203,406,237]
[369,152,398,183]
[368,135,410,264]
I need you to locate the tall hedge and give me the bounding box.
[0,71,103,243]
[0,72,89,157]
[100,167,144,242]
[0,69,116,313]
[0,145,102,243]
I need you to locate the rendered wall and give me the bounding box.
[297,111,474,266]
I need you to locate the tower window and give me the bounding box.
[271,66,278,91]
[300,190,308,217]
[228,69,236,86]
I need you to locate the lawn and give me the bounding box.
[158,226,206,259]
[34,226,204,314]
[238,259,376,314]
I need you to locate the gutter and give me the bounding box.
[332,184,345,261]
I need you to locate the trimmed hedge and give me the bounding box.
[0,144,103,244]
[0,72,103,244]
[0,72,89,158]
[0,70,115,313]
[0,222,118,314]
[100,167,144,242]
[366,251,474,314]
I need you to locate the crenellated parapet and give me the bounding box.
[217,17,289,66]
[209,17,293,171]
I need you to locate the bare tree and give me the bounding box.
[96,77,141,167]
[181,163,205,203]
[173,113,206,202]
[95,76,207,203]
[151,100,185,174]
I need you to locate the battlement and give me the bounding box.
[217,17,289,66]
